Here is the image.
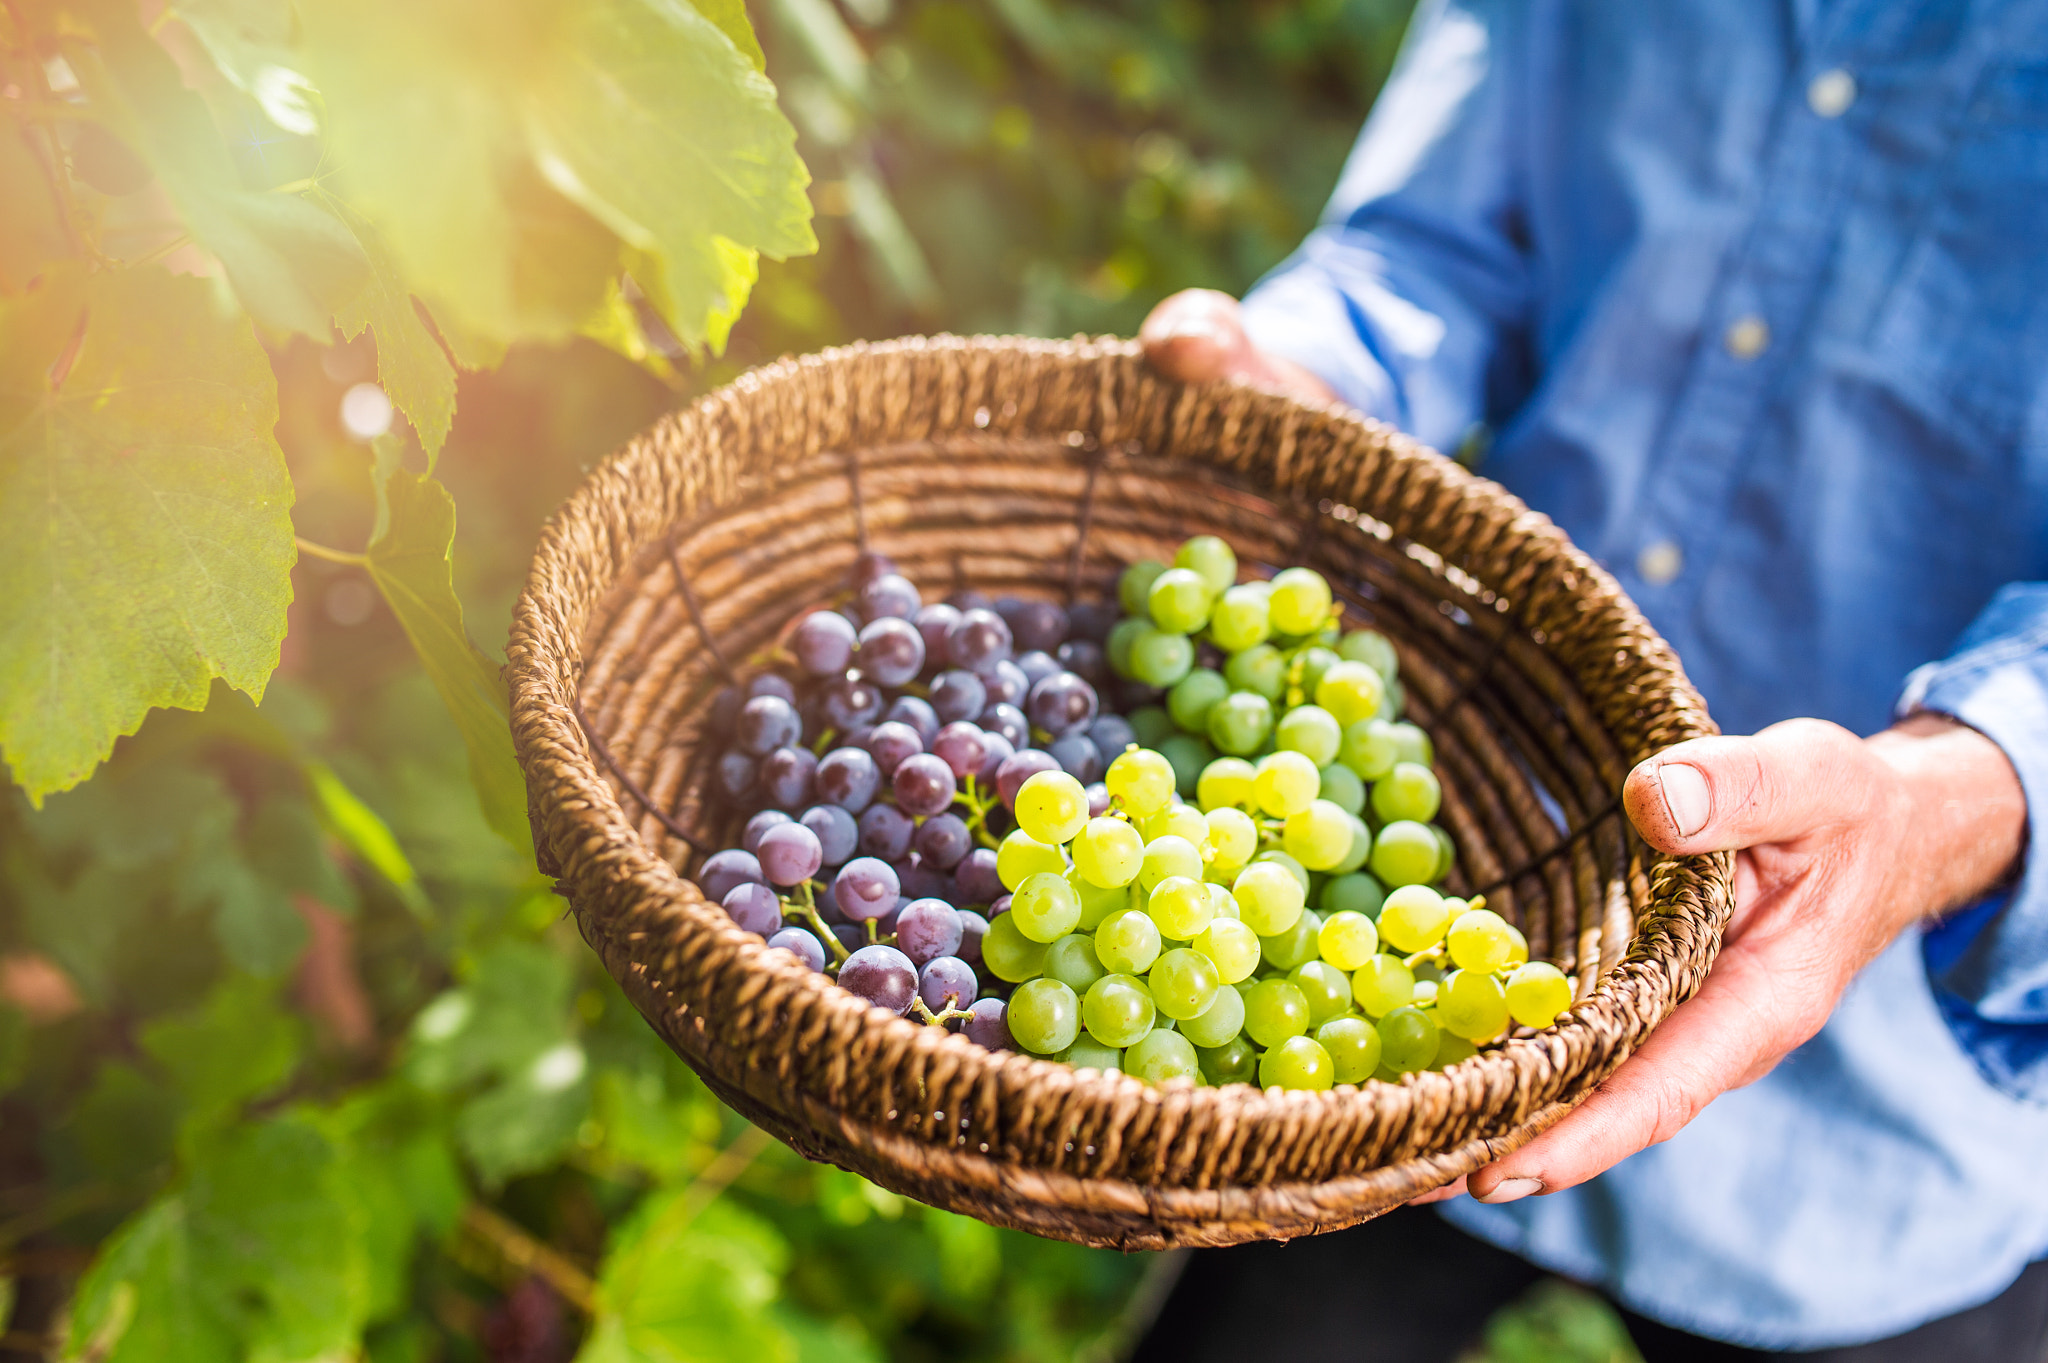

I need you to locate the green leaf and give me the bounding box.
[362,466,532,854]
[323,1091,465,1319]
[405,941,574,1093]
[303,758,430,916]
[318,194,458,465]
[243,795,356,913]
[0,267,294,803]
[0,109,72,293]
[455,1048,590,1185]
[139,975,303,1140]
[578,1197,797,1363]
[687,0,767,72]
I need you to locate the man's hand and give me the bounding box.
[1139,289,1337,403]
[1423,714,2026,1206]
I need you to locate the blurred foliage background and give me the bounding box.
[0,0,1644,1359]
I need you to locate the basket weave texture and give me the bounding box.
[508,334,1735,1250]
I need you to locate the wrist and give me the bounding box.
[1867,713,2027,920]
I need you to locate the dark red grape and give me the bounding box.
[977,658,1028,706]
[856,617,925,688]
[1010,599,1070,653]
[767,927,826,971]
[859,572,922,622]
[759,746,817,809]
[792,610,858,677]
[1047,732,1104,782]
[854,551,900,584]
[857,803,915,860]
[947,588,993,612]
[1111,677,1163,710]
[899,855,952,901]
[893,753,958,817]
[840,944,918,1014]
[930,721,989,782]
[1025,670,1098,737]
[914,813,971,870]
[963,997,1012,1050]
[1057,638,1106,684]
[742,809,792,855]
[1015,650,1061,690]
[758,823,824,886]
[947,609,1013,669]
[801,804,859,866]
[979,702,1027,749]
[865,720,923,776]
[716,750,757,799]
[708,685,743,730]
[956,910,990,965]
[1068,599,1116,643]
[989,893,1012,918]
[698,848,764,902]
[975,731,1016,786]
[918,955,979,1011]
[833,857,900,921]
[953,848,1002,906]
[831,923,864,954]
[722,882,784,936]
[815,747,881,812]
[882,695,939,745]
[1086,713,1136,758]
[913,603,961,662]
[895,898,964,966]
[929,670,988,725]
[748,673,798,704]
[995,750,1061,809]
[877,897,906,934]
[820,676,884,730]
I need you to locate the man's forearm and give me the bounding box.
[1868,713,2027,928]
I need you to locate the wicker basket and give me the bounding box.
[507,334,1734,1250]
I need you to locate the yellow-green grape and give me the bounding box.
[1071,817,1143,889]
[1203,806,1259,873]
[1338,628,1400,681]
[1388,721,1434,767]
[1376,1004,1440,1073]
[1275,705,1342,767]
[1260,907,1322,973]
[1314,660,1387,727]
[1140,802,1210,847]
[1202,881,1240,920]
[1252,751,1321,818]
[1370,819,1441,888]
[1194,918,1262,983]
[1296,646,1340,701]
[997,829,1066,892]
[1503,922,1530,966]
[1340,717,1401,781]
[1446,907,1516,973]
[1128,625,1195,688]
[1206,691,1275,756]
[1232,861,1306,936]
[1016,769,1090,845]
[1371,761,1442,825]
[1504,962,1575,1029]
[1244,978,1312,1048]
[1197,756,1257,811]
[1105,746,1177,817]
[1317,1016,1383,1085]
[1139,835,1203,892]
[1044,933,1108,993]
[1254,849,1313,895]
[1149,567,1214,634]
[1427,1032,1478,1071]
[1320,871,1386,921]
[1318,910,1380,970]
[1174,534,1238,595]
[1180,980,1247,1048]
[1268,567,1333,635]
[1352,953,1415,1018]
[1209,583,1272,653]
[1129,706,1175,747]
[1167,667,1230,733]
[1224,643,1287,700]
[1198,1034,1259,1086]
[1147,875,1214,940]
[1289,959,1354,1024]
[1011,871,1083,943]
[1095,907,1163,975]
[1437,968,1511,1042]
[1008,978,1081,1054]
[1378,884,1453,953]
[1150,947,1222,1020]
[1319,763,1366,817]
[982,912,1049,983]
[1059,1036,1123,1072]
[1069,869,1132,930]
[1259,1034,1335,1091]
[1282,798,1355,871]
[1126,1027,1202,1085]
[1331,815,1373,876]
[1105,616,1146,679]
[1083,973,1157,1048]
[1431,823,1457,882]
[1118,558,1168,616]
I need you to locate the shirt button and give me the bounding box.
[1637,540,1684,586]
[1808,68,1856,118]
[1724,315,1770,360]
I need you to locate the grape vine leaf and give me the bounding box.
[578,1197,799,1363]
[318,193,458,465]
[139,975,304,1143]
[0,267,295,804]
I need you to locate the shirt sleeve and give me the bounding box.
[1900,583,2048,1101]
[1238,0,1533,455]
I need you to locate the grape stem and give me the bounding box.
[957,774,1003,849]
[785,882,851,968]
[1402,944,1445,969]
[909,997,976,1027]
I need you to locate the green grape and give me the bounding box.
[997,829,1066,892]
[1275,705,1342,767]
[1180,980,1247,1047]
[1174,534,1238,595]
[1252,751,1321,817]
[1147,876,1214,941]
[1317,910,1380,970]
[1289,959,1353,1024]
[1389,722,1434,767]
[1139,802,1209,847]
[1105,747,1177,817]
[1193,917,1262,983]
[1011,871,1083,943]
[1148,567,1215,634]
[1352,953,1415,1017]
[1337,628,1400,681]
[1427,1033,1478,1071]
[1206,691,1275,756]
[1314,660,1386,727]
[1095,907,1163,975]
[1431,823,1457,882]
[1446,907,1516,973]
[1203,881,1240,921]
[1317,1016,1383,1085]
[1128,625,1195,687]
[1503,922,1530,965]
[1320,871,1386,921]
[1072,817,1143,889]
[1371,761,1442,825]
[1118,558,1169,616]
[1370,820,1441,888]
[1082,973,1157,1048]
[1243,978,1311,1048]
[1209,584,1272,653]
[1166,668,1230,733]
[1340,718,1401,781]
[1331,814,1374,876]
[1268,567,1333,635]
[983,911,1049,982]
[1105,617,1147,679]
[1016,769,1090,845]
[1318,763,1366,817]
[1259,1035,1334,1091]
[1128,705,1175,747]
[1150,947,1222,1020]
[1378,884,1453,953]
[1437,968,1511,1042]
[1044,932,1108,993]
[1259,908,1323,972]
[1158,734,1213,797]
[1059,1036,1123,1072]
[1204,806,1258,871]
[1232,861,1306,936]
[1198,1035,1259,1086]
[1376,1004,1440,1072]
[1504,962,1574,1029]
[1253,849,1312,895]
[1070,868,1132,930]
[1009,978,1081,1054]
[1384,674,1408,719]
[1139,835,1204,892]
[1295,646,1340,702]
[1282,798,1355,871]
[1126,1028,1202,1085]
[1223,643,1286,700]
[1196,756,1257,810]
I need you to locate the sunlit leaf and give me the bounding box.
[319,194,458,465]
[578,1197,798,1363]
[0,109,71,293]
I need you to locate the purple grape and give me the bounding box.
[820,676,884,731]
[993,595,1030,633]
[878,897,906,934]
[900,855,952,901]
[1047,732,1104,783]
[708,685,744,731]
[894,753,958,818]
[1112,677,1164,711]
[742,809,793,855]
[815,747,881,812]
[723,882,785,936]
[767,927,827,971]
[801,804,859,866]
[758,822,824,886]
[1015,650,1062,690]
[841,723,876,752]
[759,746,818,809]
[979,702,1027,749]
[914,603,962,662]
[977,658,1029,707]
[816,878,845,922]
[956,910,990,965]
[854,551,900,584]
[948,588,993,612]
[856,617,925,688]
[975,731,1016,787]
[929,670,988,725]
[698,848,764,902]
[860,572,923,622]
[1068,599,1116,643]
[963,997,1013,1050]
[1057,638,1106,684]
[1085,782,1111,817]
[948,609,1013,670]
[918,955,979,1011]
[990,893,1013,918]
[841,944,920,1015]
[1026,671,1099,738]
[953,849,1003,906]
[834,857,901,922]
[914,813,972,870]
[1011,599,1070,653]
[716,751,756,799]
[882,695,939,745]
[865,720,924,776]
[858,803,916,860]
[996,750,1062,809]
[792,610,859,677]
[832,923,865,954]
[748,674,798,704]
[895,898,965,966]
[930,721,989,783]
[1086,713,1136,759]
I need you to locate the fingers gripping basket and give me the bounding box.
[507,334,1734,1250]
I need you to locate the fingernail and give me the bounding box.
[1474,1177,1543,1204]
[1164,315,1225,344]
[1658,762,1710,838]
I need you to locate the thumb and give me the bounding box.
[1623,718,1871,856]
[1139,288,1263,384]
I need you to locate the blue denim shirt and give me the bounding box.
[1240,0,2048,1348]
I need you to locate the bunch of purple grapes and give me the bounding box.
[693,553,1131,1049]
